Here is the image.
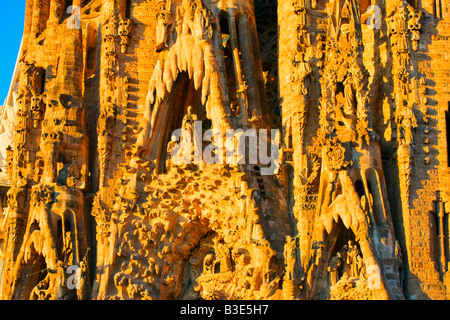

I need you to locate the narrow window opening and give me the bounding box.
[0,191,7,208]
[287,120,293,149]
[36,69,46,95]
[336,81,345,95]
[334,183,342,198]
[57,220,63,258]
[86,47,97,78]
[85,25,98,79]
[87,48,96,70]
[367,171,388,226]
[219,16,239,117]
[445,212,449,269]
[125,0,132,19]
[220,17,230,35]
[446,102,450,166]
[433,196,450,277]
[234,15,245,78]
[355,180,365,198]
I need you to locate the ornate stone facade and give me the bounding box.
[0,0,449,300]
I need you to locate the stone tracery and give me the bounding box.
[0,0,448,301]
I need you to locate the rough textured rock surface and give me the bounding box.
[0,0,449,300]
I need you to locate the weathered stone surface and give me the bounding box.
[0,0,449,300]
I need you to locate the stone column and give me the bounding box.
[228,10,248,124]
[236,13,262,119]
[23,0,35,50]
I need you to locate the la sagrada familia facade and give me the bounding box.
[0,0,448,300]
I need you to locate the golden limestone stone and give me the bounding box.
[0,0,449,300]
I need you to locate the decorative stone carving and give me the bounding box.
[0,0,448,302]
[98,96,117,189]
[387,0,423,215]
[30,93,46,128]
[156,0,172,52]
[118,17,132,54]
[103,13,118,91]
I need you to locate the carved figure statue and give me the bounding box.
[182,106,198,135]
[340,244,349,278]
[203,253,215,275]
[284,236,296,280]
[118,17,133,54]
[395,100,417,146]
[327,252,342,286]
[346,240,357,278]
[63,231,73,266]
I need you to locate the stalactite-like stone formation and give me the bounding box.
[0,0,449,300]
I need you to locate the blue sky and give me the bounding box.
[0,2,25,105]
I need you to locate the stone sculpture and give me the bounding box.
[0,0,448,301]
